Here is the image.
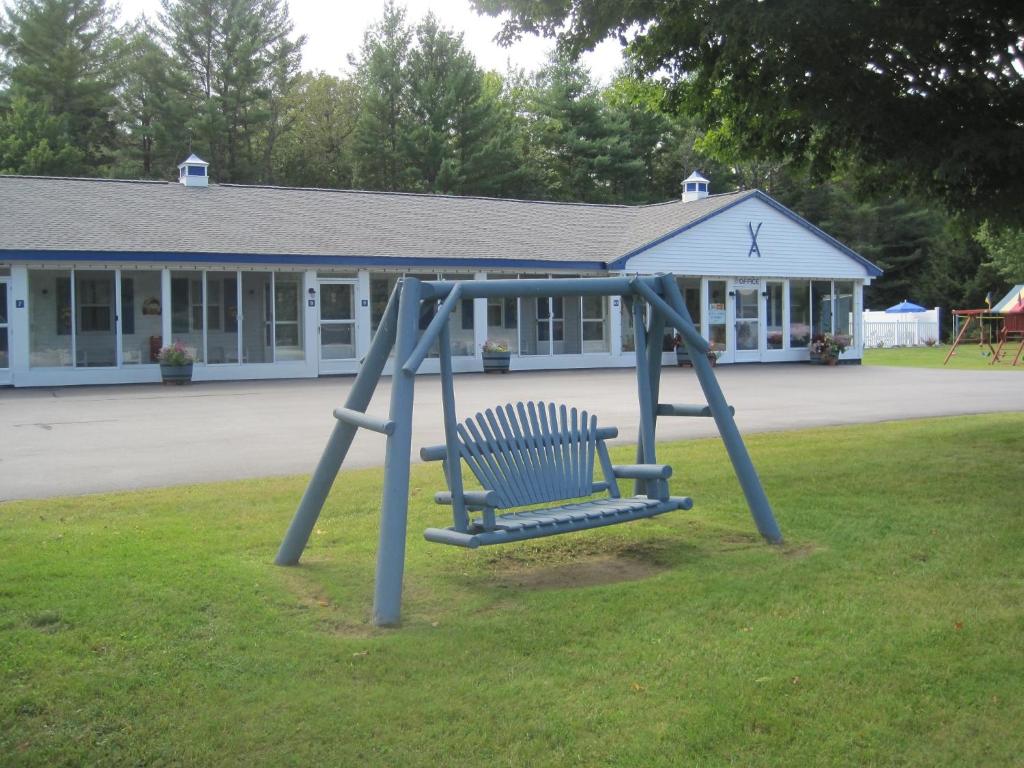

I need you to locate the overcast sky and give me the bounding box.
[116,0,627,83]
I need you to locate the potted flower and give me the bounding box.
[158,341,195,384]
[673,333,720,367]
[809,333,851,365]
[481,339,511,374]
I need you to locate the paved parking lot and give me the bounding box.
[2,363,1022,501]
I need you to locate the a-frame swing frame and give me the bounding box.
[275,273,783,627]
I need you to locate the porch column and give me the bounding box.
[11,266,30,376]
[160,269,171,348]
[609,295,622,357]
[473,271,488,360]
[356,270,373,358]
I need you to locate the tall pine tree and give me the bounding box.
[158,0,304,183]
[0,0,122,173]
[351,0,413,191]
[402,14,523,196]
[113,21,192,178]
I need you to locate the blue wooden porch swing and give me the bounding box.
[275,274,783,626]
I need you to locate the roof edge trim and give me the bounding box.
[0,250,609,272]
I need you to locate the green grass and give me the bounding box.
[864,344,1023,370]
[2,414,1023,766]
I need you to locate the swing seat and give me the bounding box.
[420,401,693,548]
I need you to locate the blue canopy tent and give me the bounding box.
[886,300,927,313]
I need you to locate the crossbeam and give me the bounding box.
[657,404,735,418]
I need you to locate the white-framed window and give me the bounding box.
[581,295,608,352]
[77,276,112,332]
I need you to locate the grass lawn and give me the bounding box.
[2,414,1023,766]
[863,345,1024,370]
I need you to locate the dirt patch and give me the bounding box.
[490,553,668,590]
[276,565,384,637]
[781,542,820,559]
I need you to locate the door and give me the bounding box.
[733,280,761,363]
[0,278,10,384]
[707,280,728,360]
[318,280,356,361]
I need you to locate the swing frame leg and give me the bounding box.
[373,278,422,627]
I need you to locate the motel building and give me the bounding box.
[0,160,881,388]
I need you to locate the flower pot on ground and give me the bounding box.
[157,341,196,384]
[481,340,511,374]
[809,333,851,365]
[673,334,719,367]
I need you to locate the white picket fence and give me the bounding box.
[863,309,941,348]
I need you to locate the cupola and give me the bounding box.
[682,170,709,202]
[177,154,209,187]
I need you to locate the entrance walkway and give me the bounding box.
[2,364,1022,501]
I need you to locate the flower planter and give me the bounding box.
[160,363,193,384]
[809,353,838,366]
[676,349,718,367]
[482,351,511,374]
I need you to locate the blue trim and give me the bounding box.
[610,190,883,277]
[0,249,608,272]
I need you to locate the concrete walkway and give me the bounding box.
[2,364,1022,501]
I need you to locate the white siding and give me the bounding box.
[623,196,871,279]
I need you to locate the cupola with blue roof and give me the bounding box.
[682,170,709,202]
[177,153,209,187]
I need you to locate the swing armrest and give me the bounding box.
[611,464,673,480]
[434,490,499,508]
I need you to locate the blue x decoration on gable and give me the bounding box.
[748,222,763,258]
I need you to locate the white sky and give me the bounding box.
[116,0,627,83]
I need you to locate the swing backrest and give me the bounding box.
[440,401,619,510]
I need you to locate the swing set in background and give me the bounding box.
[945,285,1024,367]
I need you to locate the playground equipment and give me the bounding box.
[990,286,1024,366]
[275,274,783,626]
[945,285,1024,366]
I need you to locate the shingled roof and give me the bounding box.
[0,175,754,268]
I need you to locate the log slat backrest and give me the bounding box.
[454,401,602,509]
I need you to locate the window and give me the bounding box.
[620,296,635,353]
[766,282,784,349]
[485,286,518,354]
[206,278,222,331]
[30,270,72,367]
[789,280,810,348]
[190,278,203,331]
[170,271,204,362]
[487,297,517,329]
[274,272,303,359]
[812,280,833,337]
[835,281,854,338]
[370,274,398,333]
[56,277,72,336]
[77,277,112,332]
[581,295,609,352]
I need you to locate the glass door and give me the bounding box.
[0,279,10,381]
[708,280,728,360]
[734,282,761,362]
[318,280,356,360]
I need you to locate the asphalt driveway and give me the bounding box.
[2,363,1022,501]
